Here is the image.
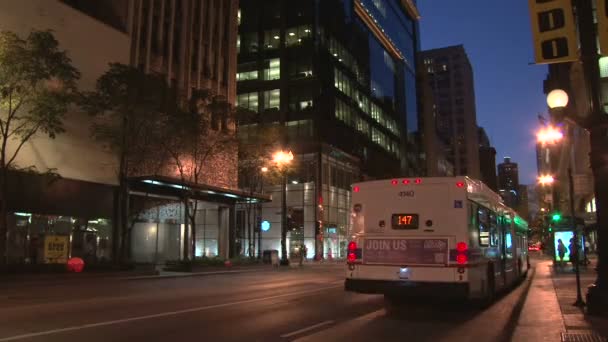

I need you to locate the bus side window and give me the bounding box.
[505,232,513,259]
[489,212,499,247]
[478,206,490,246]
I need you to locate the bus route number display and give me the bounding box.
[391,214,419,229]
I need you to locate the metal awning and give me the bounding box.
[128,175,271,204]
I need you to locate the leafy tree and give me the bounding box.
[162,90,238,261]
[0,30,80,264]
[80,63,171,262]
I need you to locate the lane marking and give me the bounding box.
[0,284,342,342]
[280,320,335,338]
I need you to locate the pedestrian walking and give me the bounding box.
[299,244,307,266]
[557,239,567,269]
[569,238,579,270]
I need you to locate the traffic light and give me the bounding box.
[528,0,578,63]
[598,0,608,55]
[552,213,562,222]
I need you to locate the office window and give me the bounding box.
[263,29,280,50]
[237,70,258,81]
[263,89,280,111]
[239,32,258,54]
[237,92,259,112]
[285,25,312,46]
[263,58,280,80]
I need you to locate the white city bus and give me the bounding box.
[344,177,529,302]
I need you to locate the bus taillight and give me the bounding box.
[347,252,356,263]
[348,241,357,252]
[456,242,468,253]
[456,241,468,265]
[347,241,358,264]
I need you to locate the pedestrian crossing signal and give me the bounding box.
[528,0,578,64]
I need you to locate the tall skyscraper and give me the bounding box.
[419,45,480,178]
[478,127,498,191]
[237,0,421,258]
[498,157,520,208]
[416,54,454,177]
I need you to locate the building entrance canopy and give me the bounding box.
[128,176,270,204]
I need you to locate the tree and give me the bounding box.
[0,30,80,264]
[237,119,282,258]
[162,90,238,261]
[80,63,171,263]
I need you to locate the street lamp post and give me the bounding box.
[258,167,268,260]
[272,150,293,266]
[539,89,584,307]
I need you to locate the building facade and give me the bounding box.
[236,0,421,259]
[419,45,480,178]
[416,53,453,177]
[478,127,498,191]
[497,157,520,208]
[2,0,253,266]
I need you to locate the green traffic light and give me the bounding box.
[552,213,561,222]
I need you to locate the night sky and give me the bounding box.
[418,1,548,185]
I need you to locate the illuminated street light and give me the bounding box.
[538,174,555,185]
[536,126,564,145]
[273,149,293,265]
[272,150,294,166]
[260,166,268,173]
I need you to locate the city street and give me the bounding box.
[0,261,535,342]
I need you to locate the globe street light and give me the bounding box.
[272,149,293,265]
[538,88,584,307]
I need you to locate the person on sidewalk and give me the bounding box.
[568,238,580,271]
[557,239,567,269]
[299,244,307,267]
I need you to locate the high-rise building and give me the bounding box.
[2,0,251,265]
[236,0,421,259]
[518,184,530,221]
[497,157,520,208]
[416,54,453,177]
[419,45,480,178]
[478,127,498,191]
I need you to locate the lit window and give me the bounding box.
[263,89,280,111]
[263,59,280,80]
[286,25,312,46]
[237,70,258,81]
[263,29,281,49]
[237,92,259,112]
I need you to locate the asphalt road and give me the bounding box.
[0,262,535,342]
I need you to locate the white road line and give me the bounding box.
[0,283,343,342]
[280,320,335,338]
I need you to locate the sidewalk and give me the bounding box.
[513,257,608,341]
[550,256,608,341]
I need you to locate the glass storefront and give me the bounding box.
[7,212,112,264]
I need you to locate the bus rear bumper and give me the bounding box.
[344,278,469,298]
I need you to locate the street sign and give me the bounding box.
[43,235,69,264]
[528,0,578,64]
